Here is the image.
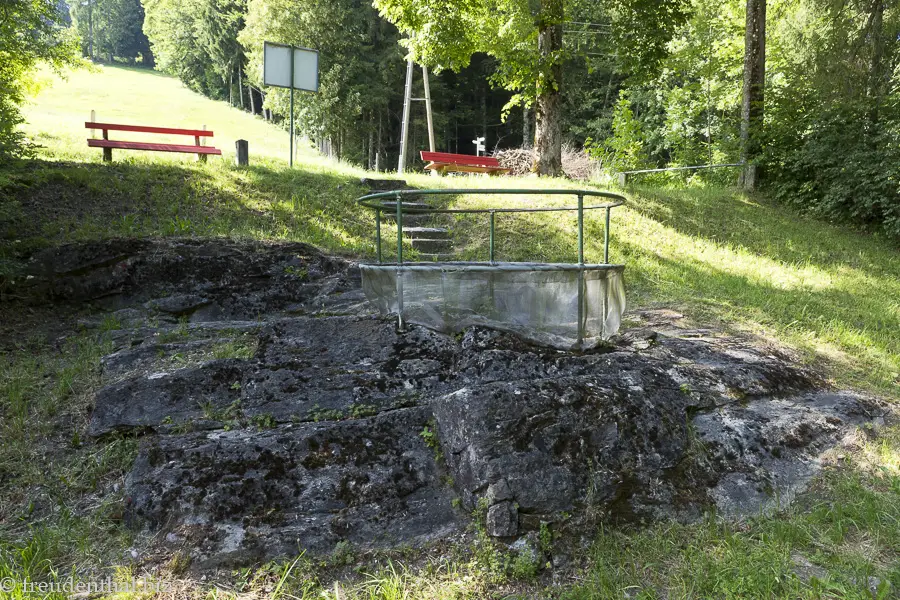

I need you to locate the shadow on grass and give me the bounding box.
[628,185,899,276]
[0,158,381,281]
[608,187,900,391]
[442,183,899,391]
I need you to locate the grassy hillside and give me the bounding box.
[0,64,898,599]
[6,64,899,395]
[21,64,295,162]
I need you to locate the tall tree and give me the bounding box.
[739,0,765,189]
[142,0,240,98]
[533,0,564,174]
[374,0,568,175]
[240,0,404,160]
[0,0,80,157]
[72,0,152,63]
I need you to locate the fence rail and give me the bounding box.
[617,163,743,185]
[357,188,626,265]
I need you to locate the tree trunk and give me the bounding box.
[228,67,234,106]
[249,85,256,115]
[481,84,488,152]
[533,0,564,176]
[377,110,383,171]
[522,105,532,149]
[739,0,766,190]
[87,0,94,60]
[867,0,886,119]
[368,112,375,170]
[238,67,244,110]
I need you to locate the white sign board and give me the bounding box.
[264,42,319,92]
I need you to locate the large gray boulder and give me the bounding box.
[31,239,887,565]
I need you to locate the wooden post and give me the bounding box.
[398,56,414,174]
[235,139,249,166]
[197,124,208,163]
[423,66,438,177]
[102,125,111,162]
[617,172,628,187]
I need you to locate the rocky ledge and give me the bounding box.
[27,239,890,567]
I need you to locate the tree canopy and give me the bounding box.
[0,0,80,157]
[3,0,898,236]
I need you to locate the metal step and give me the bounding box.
[415,253,455,262]
[403,227,450,239]
[411,238,452,253]
[391,214,432,226]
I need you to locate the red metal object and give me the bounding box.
[87,139,222,155]
[420,151,509,175]
[85,122,214,137]
[421,151,501,167]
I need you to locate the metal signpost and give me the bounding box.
[472,137,486,156]
[263,42,320,167]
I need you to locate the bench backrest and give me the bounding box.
[421,151,501,168]
[85,122,214,137]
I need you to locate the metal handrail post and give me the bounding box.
[604,207,611,264]
[375,210,382,263]
[395,192,404,330]
[395,192,403,264]
[489,211,496,264]
[577,194,584,265]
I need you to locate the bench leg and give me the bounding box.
[101,129,112,162]
[195,134,207,163]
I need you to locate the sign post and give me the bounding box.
[264,42,319,167]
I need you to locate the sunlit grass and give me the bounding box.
[1,62,898,599]
[21,63,297,163]
[8,65,900,394]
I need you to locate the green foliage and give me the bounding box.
[764,97,900,238]
[239,0,403,161]
[758,0,900,237]
[0,0,80,157]
[508,547,541,579]
[348,403,377,419]
[142,0,246,100]
[586,93,651,171]
[600,0,900,234]
[249,412,277,429]
[606,0,692,78]
[70,0,153,64]
[307,404,344,422]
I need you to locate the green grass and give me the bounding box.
[0,62,898,599]
[21,63,294,162]
[562,427,900,600]
[447,184,900,393]
[7,66,896,394]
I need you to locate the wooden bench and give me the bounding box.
[421,151,509,175]
[85,121,222,162]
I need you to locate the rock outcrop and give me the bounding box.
[28,239,889,566]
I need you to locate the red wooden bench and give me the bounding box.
[421,151,509,175]
[85,121,222,162]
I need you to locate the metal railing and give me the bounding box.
[617,163,742,185]
[357,188,626,265]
